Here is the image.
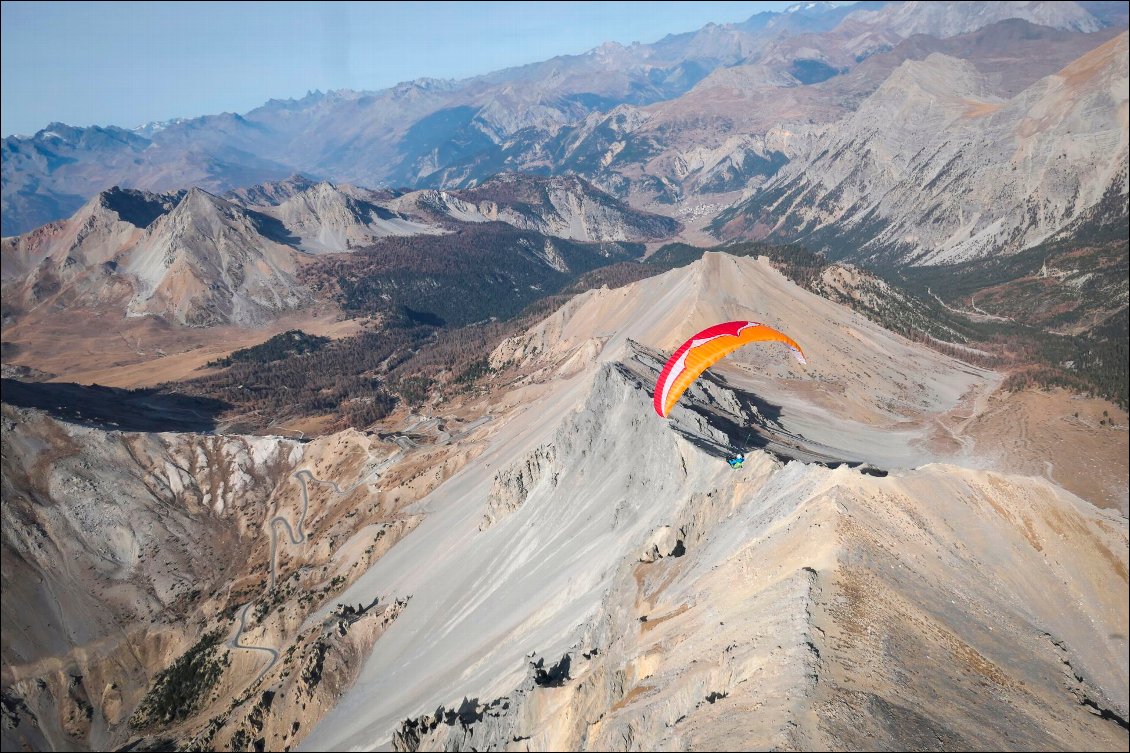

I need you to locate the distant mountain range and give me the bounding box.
[0,174,677,326]
[4,1,1126,255]
[714,30,1129,264]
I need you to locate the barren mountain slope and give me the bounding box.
[429,20,1120,225]
[122,188,310,325]
[224,174,320,207]
[717,32,1130,265]
[0,187,180,309]
[839,0,1103,38]
[1,187,313,328]
[1,408,302,750]
[384,174,681,243]
[0,188,171,276]
[456,174,682,242]
[495,252,992,468]
[0,406,484,751]
[257,181,440,253]
[300,254,1128,750]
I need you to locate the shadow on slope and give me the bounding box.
[619,342,888,475]
[0,378,230,433]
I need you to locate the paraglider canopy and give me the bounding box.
[654,320,805,418]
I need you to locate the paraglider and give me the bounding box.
[653,320,806,419]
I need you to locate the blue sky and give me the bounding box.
[1,1,809,137]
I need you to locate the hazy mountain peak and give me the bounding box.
[784,1,839,13]
[879,52,994,100]
[715,31,1128,265]
[133,116,191,135]
[30,121,144,149]
[264,178,440,253]
[225,174,320,207]
[175,185,230,214]
[391,77,460,97]
[841,0,1104,39]
[309,179,340,195]
[593,40,626,55]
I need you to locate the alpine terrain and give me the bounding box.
[1,2,1127,752]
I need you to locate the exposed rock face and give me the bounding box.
[257,181,440,253]
[1,186,310,327]
[187,596,410,753]
[124,188,310,325]
[2,6,1128,751]
[224,173,319,207]
[0,405,301,666]
[481,443,558,531]
[458,174,681,243]
[841,0,1104,39]
[0,404,301,750]
[298,254,1125,751]
[0,403,428,752]
[389,174,681,243]
[0,187,179,296]
[718,33,1130,265]
[2,251,1127,751]
[637,525,684,563]
[415,19,1122,223]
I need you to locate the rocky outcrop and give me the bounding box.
[637,525,685,563]
[391,650,581,752]
[378,372,1129,749]
[480,444,558,531]
[457,174,681,243]
[259,181,439,253]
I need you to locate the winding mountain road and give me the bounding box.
[229,603,280,685]
[225,414,494,685]
[227,457,400,683]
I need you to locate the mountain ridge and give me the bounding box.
[1,174,677,329]
[713,31,1129,265]
[4,1,1122,235]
